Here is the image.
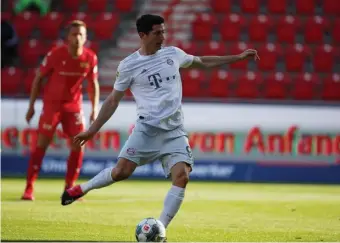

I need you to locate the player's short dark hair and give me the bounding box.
[136,14,164,34]
[66,20,87,34]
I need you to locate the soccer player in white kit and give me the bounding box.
[62,14,259,232]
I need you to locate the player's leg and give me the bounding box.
[61,111,86,189]
[22,110,60,200]
[61,124,159,206]
[61,157,137,205]
[158,135,194,228]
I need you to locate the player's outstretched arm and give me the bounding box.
[190,49,260,69]
[74,89,124,146]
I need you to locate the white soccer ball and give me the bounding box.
[135,217,166,242]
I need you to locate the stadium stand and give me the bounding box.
[1,0,339,102]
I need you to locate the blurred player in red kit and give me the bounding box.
[21,20,100,201]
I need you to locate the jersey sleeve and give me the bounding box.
[87,54,98,82]
[113,62,133,91]
[40,50,56,76]
[173,47,194,68]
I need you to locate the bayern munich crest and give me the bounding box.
[166,58,174,65]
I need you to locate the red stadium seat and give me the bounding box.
[285,44,310,72]
[177,41,199,56]
[39,12,64,40]
[181,69,206,97]
[209,70,234,97]
[87,0,107,12]
[62,0,81,11]
[93,13,119,40]
[332,19,340,44]
[1,67,23,95]
[267,0,287,14]
[46,39,65,52]
[115,0,134,12]
[322,73,340,101]
[1,12,12,21]
[229,42,253,70]
[192,13,216,41]
[323,0,340,15]
[276,15,301,43]
[313,44,335,72]
[66,12,94,29]
[263,72,291,99]
[220,14,247,41]
[257,43,283,71]
[19,39,45,66]
[201,41,227,56]
[13,11,39,38]
[210,0,231,13]
[295,0,315,15]
[292,73,319,100]
[304,16,329,44]
[85,40,100,54]
[248,15,272,42]
[235,72,262,99]
[240,0,260,13]
[23,68,39,94]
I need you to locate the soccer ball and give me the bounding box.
[135,217,166,242]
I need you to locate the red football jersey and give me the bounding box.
[40,45,98,112]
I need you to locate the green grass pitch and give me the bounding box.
[1,178,340,242]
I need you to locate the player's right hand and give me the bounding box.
[73,130,94,146]
[25,106,35,124]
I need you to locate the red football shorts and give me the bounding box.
[38,105,85,138]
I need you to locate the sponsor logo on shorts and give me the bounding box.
[42,123,52,130]
[127,148,136,155]
[74,113,84,125]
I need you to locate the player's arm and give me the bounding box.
[87,89,124,135]
[26,51,55,123]
[28,71,44,110]
[87,78,99,121]
[87,56,100,122]
[189,49,260,69]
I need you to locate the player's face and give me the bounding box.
[144,24,165,51]
[68,26,87,48]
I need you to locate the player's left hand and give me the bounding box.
[89,110,98,124]
[73,130,95,146]
[239,49,260,61]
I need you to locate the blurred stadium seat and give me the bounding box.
[291,73,319,100]
[276,15,301,44]
[1,67,23,95]
[220,14,246,41]
[321,73,340,101]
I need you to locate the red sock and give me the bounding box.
[65,150,84,189]
[25,147,46,193]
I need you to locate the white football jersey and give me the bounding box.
[114,46,194,130]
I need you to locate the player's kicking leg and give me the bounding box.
[61,158,137,205]
[158,162,191,228]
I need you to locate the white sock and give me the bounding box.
[159,185,185,228]
[80,167,114,194]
